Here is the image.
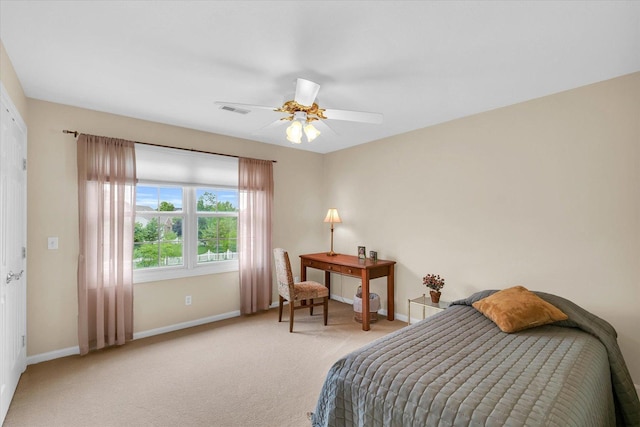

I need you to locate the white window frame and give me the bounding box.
[133,183,239,284]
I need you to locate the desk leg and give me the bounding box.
[361,269,371,331]
[299,262,308,308]
[387,265,395,321]
[324,271,331,295]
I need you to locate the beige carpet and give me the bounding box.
[5,300,405,427]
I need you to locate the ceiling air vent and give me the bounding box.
[220,105,250,115]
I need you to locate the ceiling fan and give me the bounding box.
[215,78,383,144]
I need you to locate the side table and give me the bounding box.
[408,294,450,325]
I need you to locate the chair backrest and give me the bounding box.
[273,248,294,300]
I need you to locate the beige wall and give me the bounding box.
[25,99,326,355]
[324,72,640,384]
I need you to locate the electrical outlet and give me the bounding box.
[185,295,192,306]
[294,276,300,283]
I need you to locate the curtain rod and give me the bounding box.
[62,129,277,163]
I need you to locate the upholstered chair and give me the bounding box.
[273,248,329,332]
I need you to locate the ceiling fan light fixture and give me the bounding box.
[286,120,303,144]
[216,77,382,146]
[304,122,321,142]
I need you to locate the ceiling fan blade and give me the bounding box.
[294,78,321,107]
[323,108,383,124]
[251,118,288,135]
[215,101,279,112]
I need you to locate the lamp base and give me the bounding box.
[327,226,338,256]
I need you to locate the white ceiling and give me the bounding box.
[1,1,639,154]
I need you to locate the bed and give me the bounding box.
[311,289,640,427]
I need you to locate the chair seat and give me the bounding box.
[292,281,329,301]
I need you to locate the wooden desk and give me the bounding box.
[299,253,396,331]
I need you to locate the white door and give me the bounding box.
[0,83,27,424]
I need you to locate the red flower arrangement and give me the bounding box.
[422,274,445,292]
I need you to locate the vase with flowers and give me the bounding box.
[423,274,445,303]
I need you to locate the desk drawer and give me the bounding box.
[303,259,340,272]
[340,265,361,277]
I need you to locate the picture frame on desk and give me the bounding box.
[357,246,366,259]
[369,251,377,262]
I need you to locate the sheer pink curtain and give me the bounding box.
[77,134,136,355]
[238,158,274,314]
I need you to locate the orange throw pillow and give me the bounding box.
[472,285,568,333]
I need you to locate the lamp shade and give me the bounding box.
[286,120,303,144]
[303,122,321,142]
[323,208,342,223]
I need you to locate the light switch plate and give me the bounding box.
[47,237,58,250]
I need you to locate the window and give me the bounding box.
[133,144,239,283]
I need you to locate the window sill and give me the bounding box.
[133,260,239,284]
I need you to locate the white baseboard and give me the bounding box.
[133,310,240,340]
[27,346,80,365]
[27,309,241,366]
[331,294,354,305]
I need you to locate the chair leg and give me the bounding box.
[310,298,314,316]
[323,296,328,326]
[278,296,284,322]
[289,299,295,333]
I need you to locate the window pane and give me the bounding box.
[136,185,159,210]
[160,216,183,266]
[196,189,217,212]
[136,185,183,212]
[217,190,238,212]
[159,187,183,211]
[196,188,238,212]
[133,214,184,269]
[197,216,238,264]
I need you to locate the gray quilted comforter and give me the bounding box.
[311,290,640,426]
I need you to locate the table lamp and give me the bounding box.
[324,208,341,256]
